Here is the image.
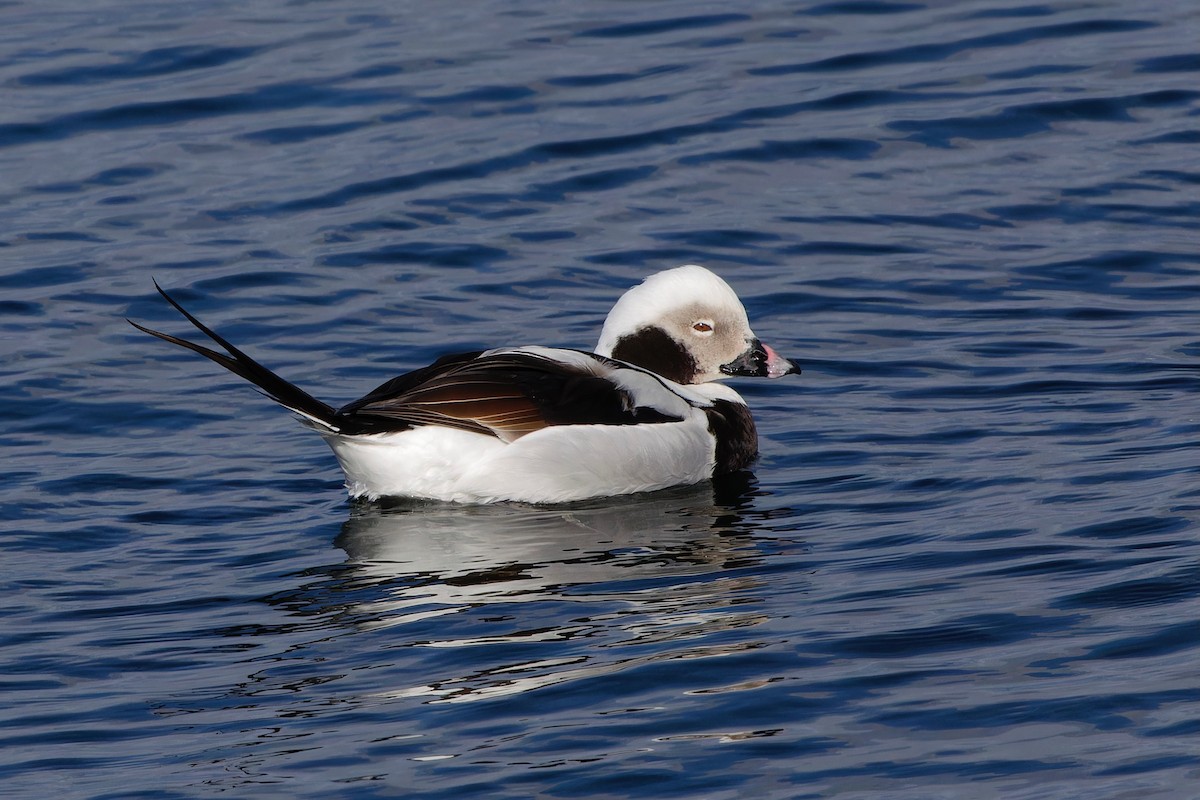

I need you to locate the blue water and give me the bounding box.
[2,1,1199,797]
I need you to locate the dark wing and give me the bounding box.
[338,349,685,442]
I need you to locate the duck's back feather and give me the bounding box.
[337,347,689,442]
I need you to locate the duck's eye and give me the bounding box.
[692,320,714,335]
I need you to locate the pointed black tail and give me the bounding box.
[129,282,342,432]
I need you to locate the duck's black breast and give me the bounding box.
[705,399,758,474]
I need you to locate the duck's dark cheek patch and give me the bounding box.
[609,326,698,384]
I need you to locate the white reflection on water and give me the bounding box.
[316,479,777,703]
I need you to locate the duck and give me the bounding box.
[130,265,800,504]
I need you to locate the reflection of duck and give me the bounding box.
[227,478,788,706]
[335,476,762,605]
[323,478,776,702]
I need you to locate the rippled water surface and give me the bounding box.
[3,1,1200,797]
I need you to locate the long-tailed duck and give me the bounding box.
[131,265,799,504]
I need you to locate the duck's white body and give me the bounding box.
[324,349,745,503]
[326,409,714,504]
[133,266,799,504]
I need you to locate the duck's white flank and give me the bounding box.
[325,412,715,504]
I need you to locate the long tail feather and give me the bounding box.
[129,281,341,432]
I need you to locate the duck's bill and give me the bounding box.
[720,339,801,378]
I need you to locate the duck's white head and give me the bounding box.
[595,264,800,385]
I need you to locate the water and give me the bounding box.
[2,0,1199,797]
